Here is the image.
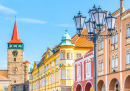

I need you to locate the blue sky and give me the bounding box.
[0,0,129,69]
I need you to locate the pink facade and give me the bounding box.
[73,49,94,91]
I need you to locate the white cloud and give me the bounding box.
[54,24,74,27]
[17,18,47,24]
[0,5,17,14]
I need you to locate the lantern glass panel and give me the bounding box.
[85,21,93,34]
[74,17,80,29]
[89,10,96,22]
[81,17,86,29]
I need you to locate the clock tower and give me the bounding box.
[7,19,24,91]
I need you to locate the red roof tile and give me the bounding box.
[23,60,30,64]
[0,74,10,81]
[8,20,22,43]
[71,28,93,47]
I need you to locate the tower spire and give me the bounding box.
[8,19,22,43]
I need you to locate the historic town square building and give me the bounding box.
[96,8,130,91]
[29,30,93,91]
[0,19,30,91]
[73,48,94,91]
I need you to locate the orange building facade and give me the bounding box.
[97,8,130,91]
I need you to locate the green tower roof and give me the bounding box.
[60,30,75,46]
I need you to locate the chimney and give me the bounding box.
[105,11,108,17]
[120,0,123,14]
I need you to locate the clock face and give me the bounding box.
[12,50,18,56]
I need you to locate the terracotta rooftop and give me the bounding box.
[0,74,10,81]
[23,60,30,64]
[8,19,22,43]
[71,28,93,47]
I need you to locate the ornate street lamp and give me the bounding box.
[73,5,117,91]
[74,11,86,33]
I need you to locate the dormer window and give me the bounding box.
[48,52,50,57]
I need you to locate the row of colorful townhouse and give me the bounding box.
[74,8,130,91]
[29,7,130,91]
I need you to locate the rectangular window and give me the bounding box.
[56,59,58,65]
[2,84,8,89]
[46,66,47,71]
[56,73,59,82]
[86,62,91,78]
[14,58,16,61]
[115,34,118,43]
[46,78,48,85]
[112,34,118,44]
[126,53,130,64]
[29,76,31,80]
[62,53,65,59]
[98,41,103,50]
[52,61,54,67]
[112,59,115,68]
[71,53,73,59]
[101,63,104,71]
[48,64,50,69]
[115,58,118,67]
[62,69,65,79]
[52,75,55,83]
[127,27,130,37]
[77,65,81,80]
[43,79,45,86]
[67,53,70,59]
[67,69,70,79]
[76,54,81,59]
[49,76,51,84]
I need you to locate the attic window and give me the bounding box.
[48,52,50,57]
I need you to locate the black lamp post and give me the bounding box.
[74,5,117,91]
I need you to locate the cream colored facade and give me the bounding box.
[0,81,11,91]
[29,31,93,91]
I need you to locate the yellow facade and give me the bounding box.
[29,30,93,91]
[0,70,8,78]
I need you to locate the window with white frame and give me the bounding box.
[56,73,59,82]
[98,41,103,50]
[46,78,48,85]
[43,79,45,86]
[52,74,55,83]
[76,54,81,59]
[44,68,45,72]
[62,69,65,79]
[52,61,54,67]
[111,54,118,68]
[36,83,37,89]
[126,53,130,64]
[71,53,73,59]
[99,62,104,71]
[49,76,51,84]
[29,76,31,80]
[112,34,118,44]
[48,64,50,69]
[56,59,58,65]
[77,65,81,80]
[86,62,91,78]
[67,53,70,59]
[2,84,8,89]
[46,66,47,71]
[62,53,65,59]
[29,85,31,90]
[67,69,70,79]
[127,27,130,37]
